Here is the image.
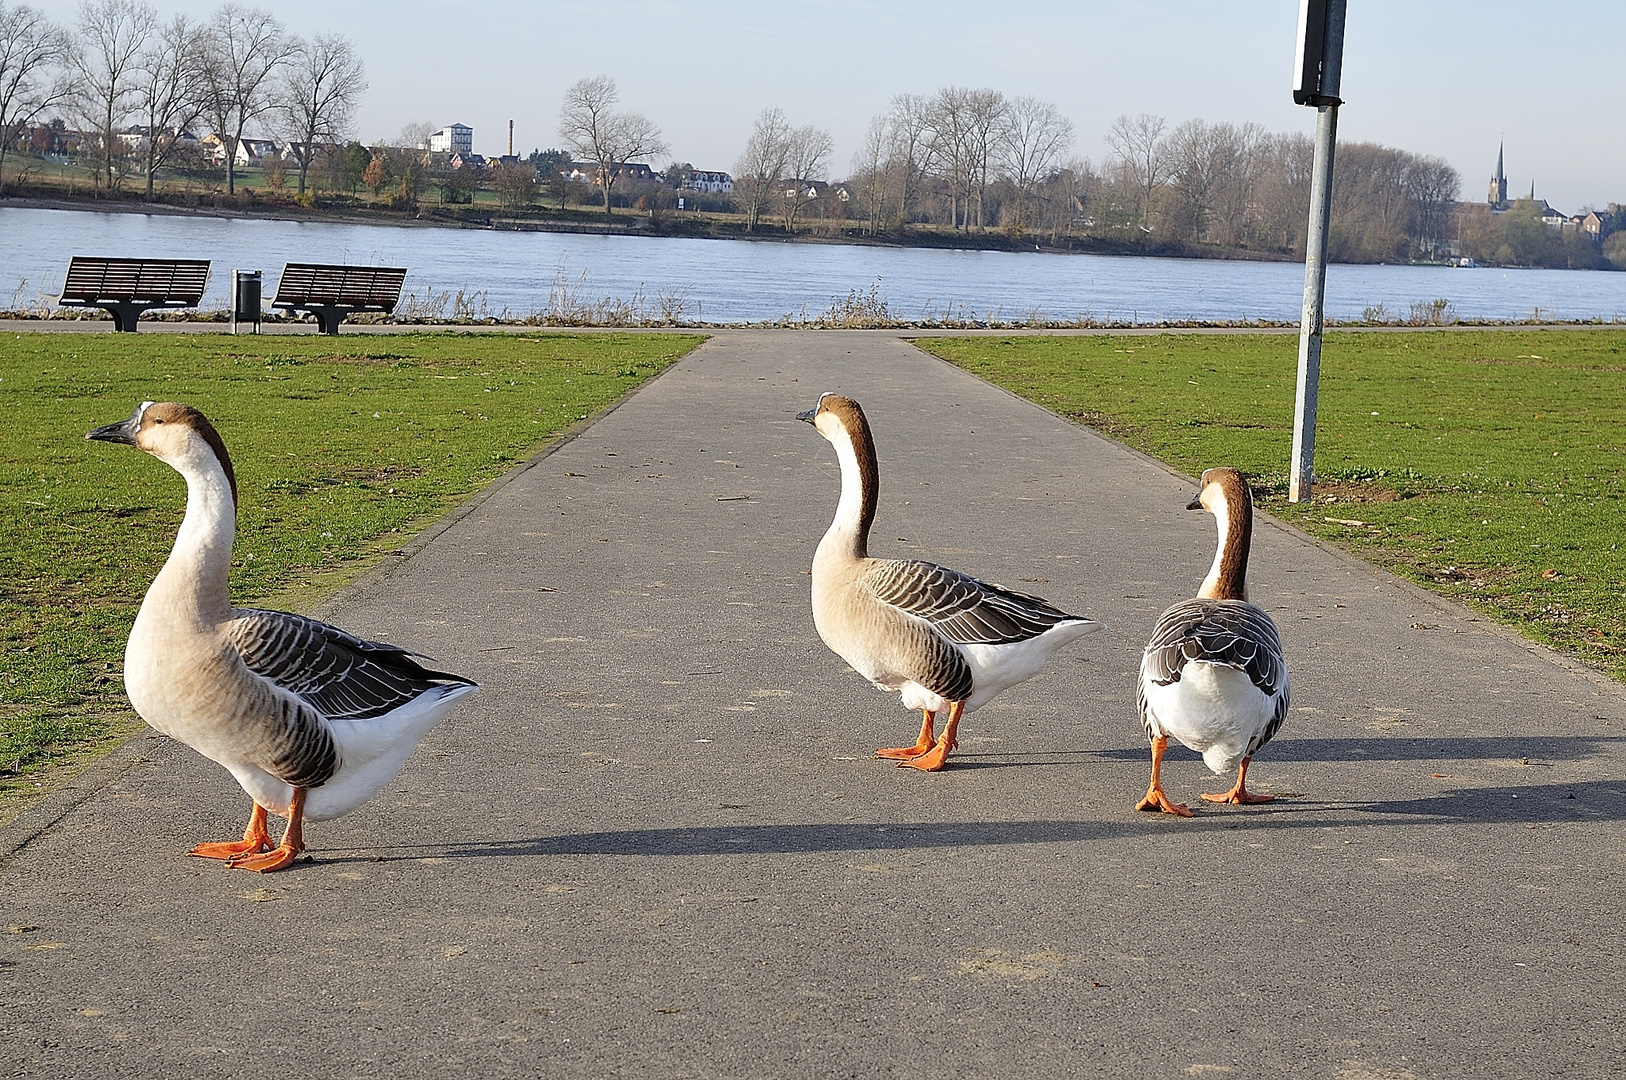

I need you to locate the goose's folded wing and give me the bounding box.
[860,559,1085,646]
[1141,598,1287,701]
[224,609,474,721]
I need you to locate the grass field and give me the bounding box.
[918,329,1626,679]
[0,330,704,816]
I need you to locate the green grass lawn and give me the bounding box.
[0,330,704,816]
[918,330,1626,679]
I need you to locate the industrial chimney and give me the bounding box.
[508,120,514,157]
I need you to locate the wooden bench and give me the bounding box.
[57,256,212,332]
[270,263,409,335]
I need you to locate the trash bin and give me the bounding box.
[231,269,261,334]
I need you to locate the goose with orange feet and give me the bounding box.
[1136,468,1289,816]
[797,394,1101,771]
[87,402,478,872]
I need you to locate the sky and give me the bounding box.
[31,0,1626,212]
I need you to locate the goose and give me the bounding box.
[87,401,478,872]
[1136,467,1289,816]
[797,393,1102,771]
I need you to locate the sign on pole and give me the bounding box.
[1288,0,1347,504]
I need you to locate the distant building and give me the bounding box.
[1488,144,1571,226]
[677,168,733,193]
[428,124,473,155]
[1487,140,1509,210]
[1577,209,1610,238]
[449,152,486,171]
[614,162,658,183]
[203,134,281,166]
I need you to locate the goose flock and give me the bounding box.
[86,392,1288,872]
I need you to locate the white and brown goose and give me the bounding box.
[87,402,478,872]
[797,394,1102,771]
[1136,467,1289,816]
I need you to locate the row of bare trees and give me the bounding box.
[1089,113,1461,258]
[837,94,1460,258]
[732,107,832,233]
[0,0,364,197]
[845,87,1075,236]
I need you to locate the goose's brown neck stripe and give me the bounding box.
[148,401,239,515]
[1200,468,1252,602]
[825,396,879,559]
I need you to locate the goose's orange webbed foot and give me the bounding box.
[1201,759,1274,805]
[1135,787,1194,817]
[877,710,935,759]
[1135,735,1193,816]
[189,803,272,860]
[896,702,962,772]
[228,843,302,873]
[225,788,307,873]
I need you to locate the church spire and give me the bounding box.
[1488,138,1509,209]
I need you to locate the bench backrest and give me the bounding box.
[273,264,409,311]
[62,257,211,304]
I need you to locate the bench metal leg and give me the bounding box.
[99,303,147,332]
[308,307,349,335]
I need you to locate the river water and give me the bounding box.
[3,205,1624,324]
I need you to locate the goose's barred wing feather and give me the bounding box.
[225,608,474,721]
[860,559,1084,646]
[1141,597,1289,754]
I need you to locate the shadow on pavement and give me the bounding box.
[314,782,1622,861]
[1085,734,1626,764]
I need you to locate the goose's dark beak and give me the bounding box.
[86,405,144,445]
[795,406,818,424]
[1186,493,1204,511]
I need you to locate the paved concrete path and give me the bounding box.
[4,331,1623,1078]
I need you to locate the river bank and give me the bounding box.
[0,184,1284,261]
[7,203,1626,325]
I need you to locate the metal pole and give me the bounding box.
[1288,103,1338,503]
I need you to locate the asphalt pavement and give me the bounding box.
[3,330,1622,1078]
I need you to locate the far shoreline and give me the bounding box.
[0,190,1320,266]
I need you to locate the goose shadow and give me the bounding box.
[1085,735,1626,765]
[311,781,1625,863]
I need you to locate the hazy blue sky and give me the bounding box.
[32,0,1625,211]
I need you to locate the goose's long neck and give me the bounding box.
[819,422,878,563]
[1197,487,1251,602]
[147,453,237,626]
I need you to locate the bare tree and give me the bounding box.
[557,75,666,218]
[0,2,70,190]
[131,12,204,199]
[1406,155,1460,256]
[489,159,535,211]
[924,87,973,229]
[961,87,1006,229]
[275,31,363,194]
[997,95,1071,232]
[732,105,790,232]
[883,93,934,227]
[1105,112,1168,231]
[779,123,831,234]
[197,3,288,194]
[849,113,889,235]
[393,119,433,149]
[72,0,156,189]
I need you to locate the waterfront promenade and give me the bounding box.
[2,331,1621,1077]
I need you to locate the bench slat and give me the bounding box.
[61,257,210,305]
[272,263,408,312]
